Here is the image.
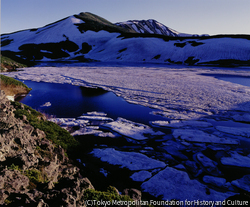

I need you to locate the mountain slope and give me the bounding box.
[1,12,250,66]
[115,19,192,37]
[75,12,136,34]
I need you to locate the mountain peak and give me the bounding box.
[74,12,135,34]
[115,19,183,37]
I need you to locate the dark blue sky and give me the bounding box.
[1,0,250,35]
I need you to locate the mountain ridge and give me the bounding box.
[1,12,250,67]
[115,19,196,37]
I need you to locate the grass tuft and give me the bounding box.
[1,55,27,71]
[0,75,31,96]
[11,101,79,151]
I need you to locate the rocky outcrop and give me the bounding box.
[0,90,94,206]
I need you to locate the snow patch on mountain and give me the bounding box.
[1,13,250,66]
[3,16,86,52]
[115,19,193,37]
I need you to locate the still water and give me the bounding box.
[16,79,167,124]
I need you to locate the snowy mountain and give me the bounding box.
[1,12,250,67]
[115,19,193,37]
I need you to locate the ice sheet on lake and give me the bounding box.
[84,111,107,116]
[90,148,166,171]
[4,66,250,121]
[173,129,239,145]
[216,126,250,138]
[151,110,202,120]
[49,118,88,127]
[101,117,164,140]
[220,151,250,168]
[196,153,221,176]
[78,115,113,122]
[151,120,212,128]
[71,126,102,136]
[203,176,231,189]
[232,113,250,123]
[231,175,250,192]
[130,171,152,182]
[141,167,235,201]
[49,118,76,124]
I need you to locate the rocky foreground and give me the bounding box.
[0,91,140,206]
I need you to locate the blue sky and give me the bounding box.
[1,0,250,35]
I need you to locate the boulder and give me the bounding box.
[123,188,142,201]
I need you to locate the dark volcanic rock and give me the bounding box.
[0,90,94,206]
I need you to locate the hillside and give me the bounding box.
[1,12,250,66]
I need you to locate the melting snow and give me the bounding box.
[151,120,212,128]
[220,151,250,168]
[130,171,152,182]
[141,167,235,201]
[231,175,250,192]
[91,148,166,171]
[173,129,239,145]
[101,117,164,140]
[216,126,250,138]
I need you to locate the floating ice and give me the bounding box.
[151,120,212,128]
[84,111,107,116]
[61,120,89,127]
[101,117,164,140]
[220,151,250,168]
[90,148,166,171]
[173,129,239,145]
[130,171,152,182]
[160,146,188,160]
[196,153,221,176]
[203,176,227,188]
[216,126,250,138]
[49,118,76,124]
[100,168,109,177]
[173,164,186,171]
[40,102,51,107]
[141,167,235,201]
[78,115,113,122]
[231,175,250,192]
[232,113,250,123]
[151,110,195,120]
[71,126,101,136]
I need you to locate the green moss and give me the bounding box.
[1,55,27,71]
[4,199,12,205]
[11,101,78,151]
[0,75,31,90]
[35,146,53,160]
[83,186,134,207]
[7,164,20,171]
[25,169,43,184]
